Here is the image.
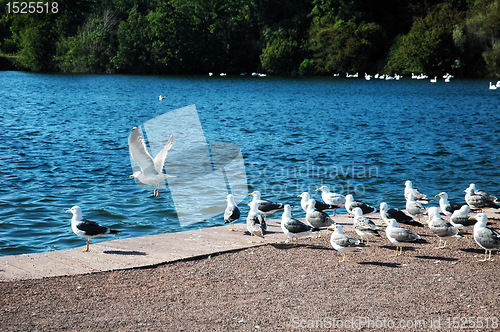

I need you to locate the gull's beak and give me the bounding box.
[434,194,440,197]
[248,193,253,196]
[468,217,477,221]
[315,188,321,191]
[129,174,135,178]
[297,195,302,198]
[326,226,335,231]
[65,209,71,213]
[381,221,387,225]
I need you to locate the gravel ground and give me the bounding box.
[1,212,499,331]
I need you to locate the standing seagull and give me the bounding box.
[344,194,377,214]
[248,191,284,218]
[128,126,174,197]
[472,213,500,261]
[246,200,266,242]
[464,187,500,210]
[382,219,423,256]
[405,193,427,221]
[224,194,240,231]
[467,184,499,203]
[326,225,366,262]
[66,206,121,252]
[435,192,461,215]
[352,207,381,243]
[298,192,333,212]
[404,180,432,203]
[315,186,346,215]
[427,207,461,249]
[305,199,335,230]
[281,205,319,243]
[379,202,423,227]
[450,205,475,232]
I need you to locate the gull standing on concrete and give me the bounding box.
[305,199,335,230]
[466,183,499,203]
[248,190,284,218]
[352,207,381,243]
[224,194,240,231]
[405,193,427,221]
[246,200,266,242]
[128,126,175,197]
[66,206,121,252]
[449,205,475,232]
[344,194,377,214]
[435,192,461,216]
[281,205,319,243]
[472,213,500,261]
[379,202,423,227]
[427,207,462,249]
[298,192,333,212]
[382,219,423,256]
[464,186,500,210]
[327,225,366,262]
[404,180,432,203]
[315,185,346,215]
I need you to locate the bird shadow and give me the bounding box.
[103,250,148,256]
[414,255,458,262]
[358,261,401,268]
[269,243,326,250]
[459,248,484,254]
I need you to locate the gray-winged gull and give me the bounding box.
[464,187,500,210]
[427,207,462,249]
[128,126,174,197]
[66,206,121,252]
[405,193,427,220]
[435,192,461,216]
[281,204,319,243]
[248,191,284,218]
[246,200,266,242]
[352,207,381,243]
[326,224,366,262]
[315,185,345,215]
[472,213,500,261]
[224,194,241,231]
[449,205,475,232]
[379,202,423,227]
[382,218,422,256]
[305,199,335,230]
[345,194,377,214]
[467,183,499,203]
[404,180,432,203]
[298,192,333,212]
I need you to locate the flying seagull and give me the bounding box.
[128,126,175,197]
[66,206,120,252]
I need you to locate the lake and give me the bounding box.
[0,71,499,256]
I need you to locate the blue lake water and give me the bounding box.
[0,71,499,256]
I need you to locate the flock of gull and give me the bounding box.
[64,126,499,262]
[224,180,500,262]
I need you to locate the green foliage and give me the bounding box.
[0,0,497,76]
[385,3,462,75]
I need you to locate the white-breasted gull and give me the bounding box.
[66,206,121,252]
[382,218,422,256]
[281,204,319,243]
[224,194,240,231]
[326,224,366,262]
[472,213,500,261]
[427,207,461,249]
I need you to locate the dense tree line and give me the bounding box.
[0,0,498,77]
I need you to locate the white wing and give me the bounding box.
[153,135,174,173]
[128,127,156,176]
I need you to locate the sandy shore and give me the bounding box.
[1,210,499,331]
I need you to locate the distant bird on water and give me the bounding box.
[66,206,121,252]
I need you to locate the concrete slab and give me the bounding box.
[0,211,393,282]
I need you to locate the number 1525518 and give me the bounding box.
[6,2,59,14]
